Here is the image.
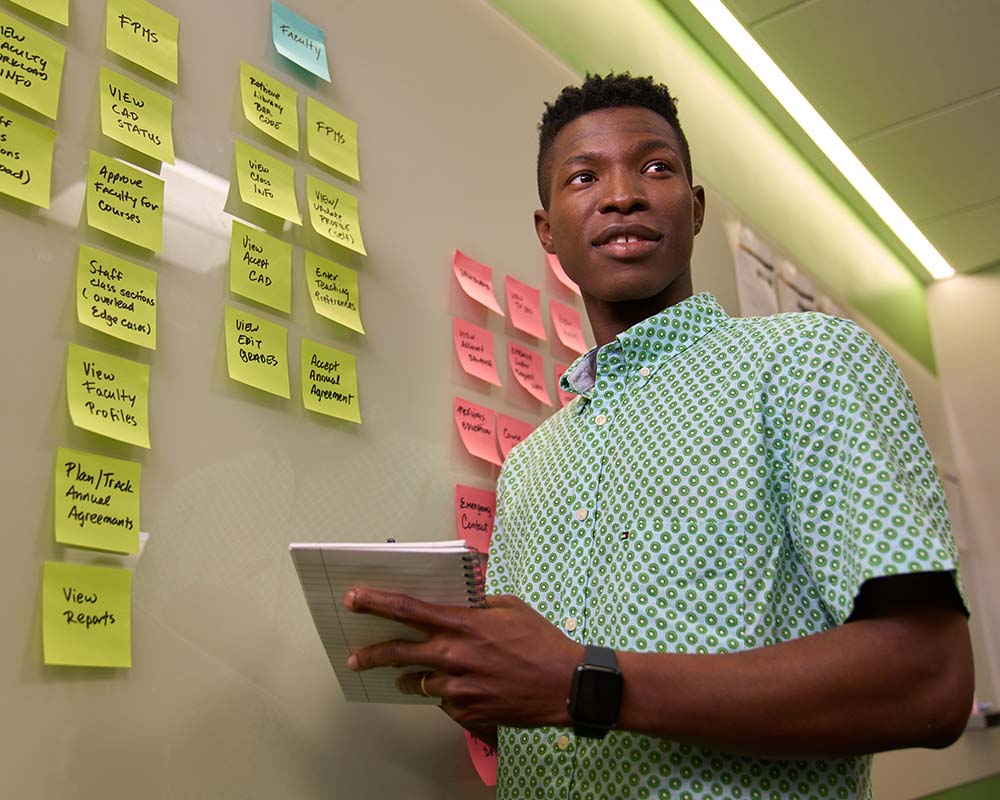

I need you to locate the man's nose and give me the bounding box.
[598,169,649,215]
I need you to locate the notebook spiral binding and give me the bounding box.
[463,548,488,608]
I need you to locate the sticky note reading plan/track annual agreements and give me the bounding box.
[223,305,290,398]
[271,0,330,82]
[76,245,158,349]
[240,62,298,151]
[8,0,69,26]
[306,96,358,181]
[106,0,179,84]
[306,174,366,255]
[98,67,175,164]
[66,343,151,448]
[86,151,164,251]
[54,447,141,554]
[304,249,363,333]
[301,338,360,423]
[234,139,300,224]
[43,562,132,668]
[229,220,292,313]
[0,104,55,208]
[0,10,66,119]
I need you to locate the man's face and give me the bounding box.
[535,107,705,308]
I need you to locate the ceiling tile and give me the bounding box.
[723,0,806,25]
[923,200,1000,273]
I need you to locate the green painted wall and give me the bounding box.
[920,772,1000,800]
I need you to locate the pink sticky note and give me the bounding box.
[554,362,575,408]
[550,299,588,355]
[453,318,501,386]
[546,252,581,296]
[507,342,552,406]
[497,413,535,460]
[505,276,546,340]
[464,731,498,787]
[455,484,496,553]
[454,397,502,465]
[453,250,504,316]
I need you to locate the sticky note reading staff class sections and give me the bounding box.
[0,104,55,208]
[106,0,179,84]
[98,67,174,164]
[229,220,291,313]
[234,139,300,223]
[76,245,157,349]
[86,151,164,251]
[54,447,140,554]
[241,62,298,151]
[306,97,358,181]
[0,10,66,119]
[8,0,69,26]
[271,0,330,82]
[43,562,132,668]
[306,174,365,255]
[223,306,289,398]
[301,338,360,423]
[66,344,151,448]
[304,249,363,333]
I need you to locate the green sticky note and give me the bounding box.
[54,447,140,554]
[304,249,364,334]
[66,343,151,449]
[234,139,300,223]
[306,97,359,181]
[98,67,174,164]
[240,62,298,151]
[0,103,55,207]
[301,338,361,423]
[76,244,158,349]
[106,0,179,84]
[0,10,66,119]
[229,220,291,314]
[305,173,366,255]
[224,305,290,398]
[86,150,164,251]
[43,561,132,668]
[7,0,69,26]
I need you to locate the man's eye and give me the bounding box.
[644,160,672,174]
[569,172,596,185]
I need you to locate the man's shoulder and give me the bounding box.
[722,310,874,362]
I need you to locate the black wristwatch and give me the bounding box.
[567,645,623,738]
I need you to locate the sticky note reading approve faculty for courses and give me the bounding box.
[86,150,164,252]
[66,343,151,449]
[301,338,360,423]
[99,67,175,164]
[0,103,55,208]
[43,561,132,668]
[106,0,179,84]
[241,61,298,152]
[0,9,66,119]
[76,244,158,349]
[224,305,290,398]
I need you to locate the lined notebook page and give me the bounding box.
[289,540,483,704]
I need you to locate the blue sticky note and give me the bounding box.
[271,1,331,82]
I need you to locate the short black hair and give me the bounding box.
[536,72,693,209]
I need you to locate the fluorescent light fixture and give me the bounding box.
[688,0,955,280]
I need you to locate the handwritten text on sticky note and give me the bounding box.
[106,0,179,84]
[223,305,290,398]
[508,342,551,406]
[271,0,330,81]
[98,67,174,164]
[86,151,164,251]
[234,139,300,223]
[301,338,361,423]
[305,249,364,333]
[453,318,500,386]
[76,245,157,349]
[454,484,496,555]
[465,731,498,787]
[306,173,366,255]
[0,10,66,119]
[454,397,501,466]
[550,299,587,355]
[452,250,504,316]
[505,276,546,340]
[496,413,535,460]
[306,96,358,180]
[54,447,140,554]
[229,220,292,313]
[240,62,298,151]
[0,104,55,208]
[546,252,580,296]
[66,344,150,448]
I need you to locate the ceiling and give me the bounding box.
[667,0,999,276]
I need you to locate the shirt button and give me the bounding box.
[557,734,571,751]
[564,617,577,632]
[639,366,651,378]
[594,414,608,426]
[575,508,589,521]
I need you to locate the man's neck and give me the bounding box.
[583,274,694,347]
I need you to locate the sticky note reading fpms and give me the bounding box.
[455,484,496,554]
[98,67,175,164]
[306,173,366,255]
[229,220,292,313]
[76,245,158,349]
[43,561,132,668]
[224,305,290,398]
[8,0,69,26]
[66,344,151,448]
[550,298,587,355]
[86,151,164,251]
[304,249,363,333]
[0,104,55,208]
[505,276,546,340]
[301,338,361,423]
[0,10,66,119]
[546,253,581,296]
[234,139,301,223]
[240,62,298,151]
[452,250,503,316]
[54,447,141,554]
[554,362,575,408]
[306,96,358,180]
[496,413,535,460]
[453,318,500,386]
[106,0,179,84]
[454,397,501,466]
[271,1,330,82]
[508,342,552,407]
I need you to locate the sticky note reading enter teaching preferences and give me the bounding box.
[0,9,66,119]
[86,151,164,251]
[106,0,179,84]
[0,104,55,208]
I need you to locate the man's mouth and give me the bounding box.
[592,224,662,256]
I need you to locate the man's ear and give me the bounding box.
[692,185,706,235]
[534,209,557,254]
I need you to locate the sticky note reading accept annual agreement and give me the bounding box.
[0,104,55,208]
[66,343,151,448]
[301,338,361,423]
[86,150,164,251]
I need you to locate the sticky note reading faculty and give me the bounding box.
[271,0,330,82]
[0,10,66,119]
[86,151,164,251]
[224,306,290,398]
[106,0,179,84]
[301,338,361,424]
[76,244,158,349]
[234,139,300,223]
[66,343,151,448]
[229,220,292,313]
[43,561,132,668]
[98,67,175,164]
[0,104,55,208]
[306,174,366,256]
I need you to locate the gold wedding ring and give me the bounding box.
[420,671,432,698]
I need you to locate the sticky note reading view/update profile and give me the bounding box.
[106,0,179,84]
[306,174,366,255]
[55,447,140,554]
[224,306,290,398]
[66,344,151,448]
[234,139,300,223]
[99,67,175,164]
[0,104,55,208]
[86,151,164,251]
[0,10,66,119]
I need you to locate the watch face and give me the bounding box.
[571,665,623,726]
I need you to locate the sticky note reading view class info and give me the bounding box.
[0,104,55,208]
[66,344,151,448]
[234,139,300,223]
[86,151,164,251]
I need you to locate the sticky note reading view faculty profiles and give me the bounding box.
[306,173,366,255]
[304,249,364,333]
[453,397,501,466]
[76,245,158,349]
[66,344,151,448]
[452,250,504,316]
[234,139,300,223]
[98,67,175,164]
[306,96,359,180]
[223,305,290,398]
[8,0,69,26]
[301,338,361,423]
[106,0,179,84]
[229,220,292,313]
[452,318,500,386]
[240,62,299,151]
[507,342,552,406]
[550,298,588,355]
[271,0,330,81]
[86,151,164,251]
[454,484,496,554]
[496,413,535,460]
[54,447,141,554]
[0,10,66,119]
[505,275,546,340]
[43,561,132,668]
[0,104,55,208]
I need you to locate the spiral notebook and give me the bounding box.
[289,539,486,704]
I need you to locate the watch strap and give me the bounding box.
[583,644,617,669]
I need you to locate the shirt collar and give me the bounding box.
[560,292,729,397]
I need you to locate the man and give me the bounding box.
[345,73,973,799]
